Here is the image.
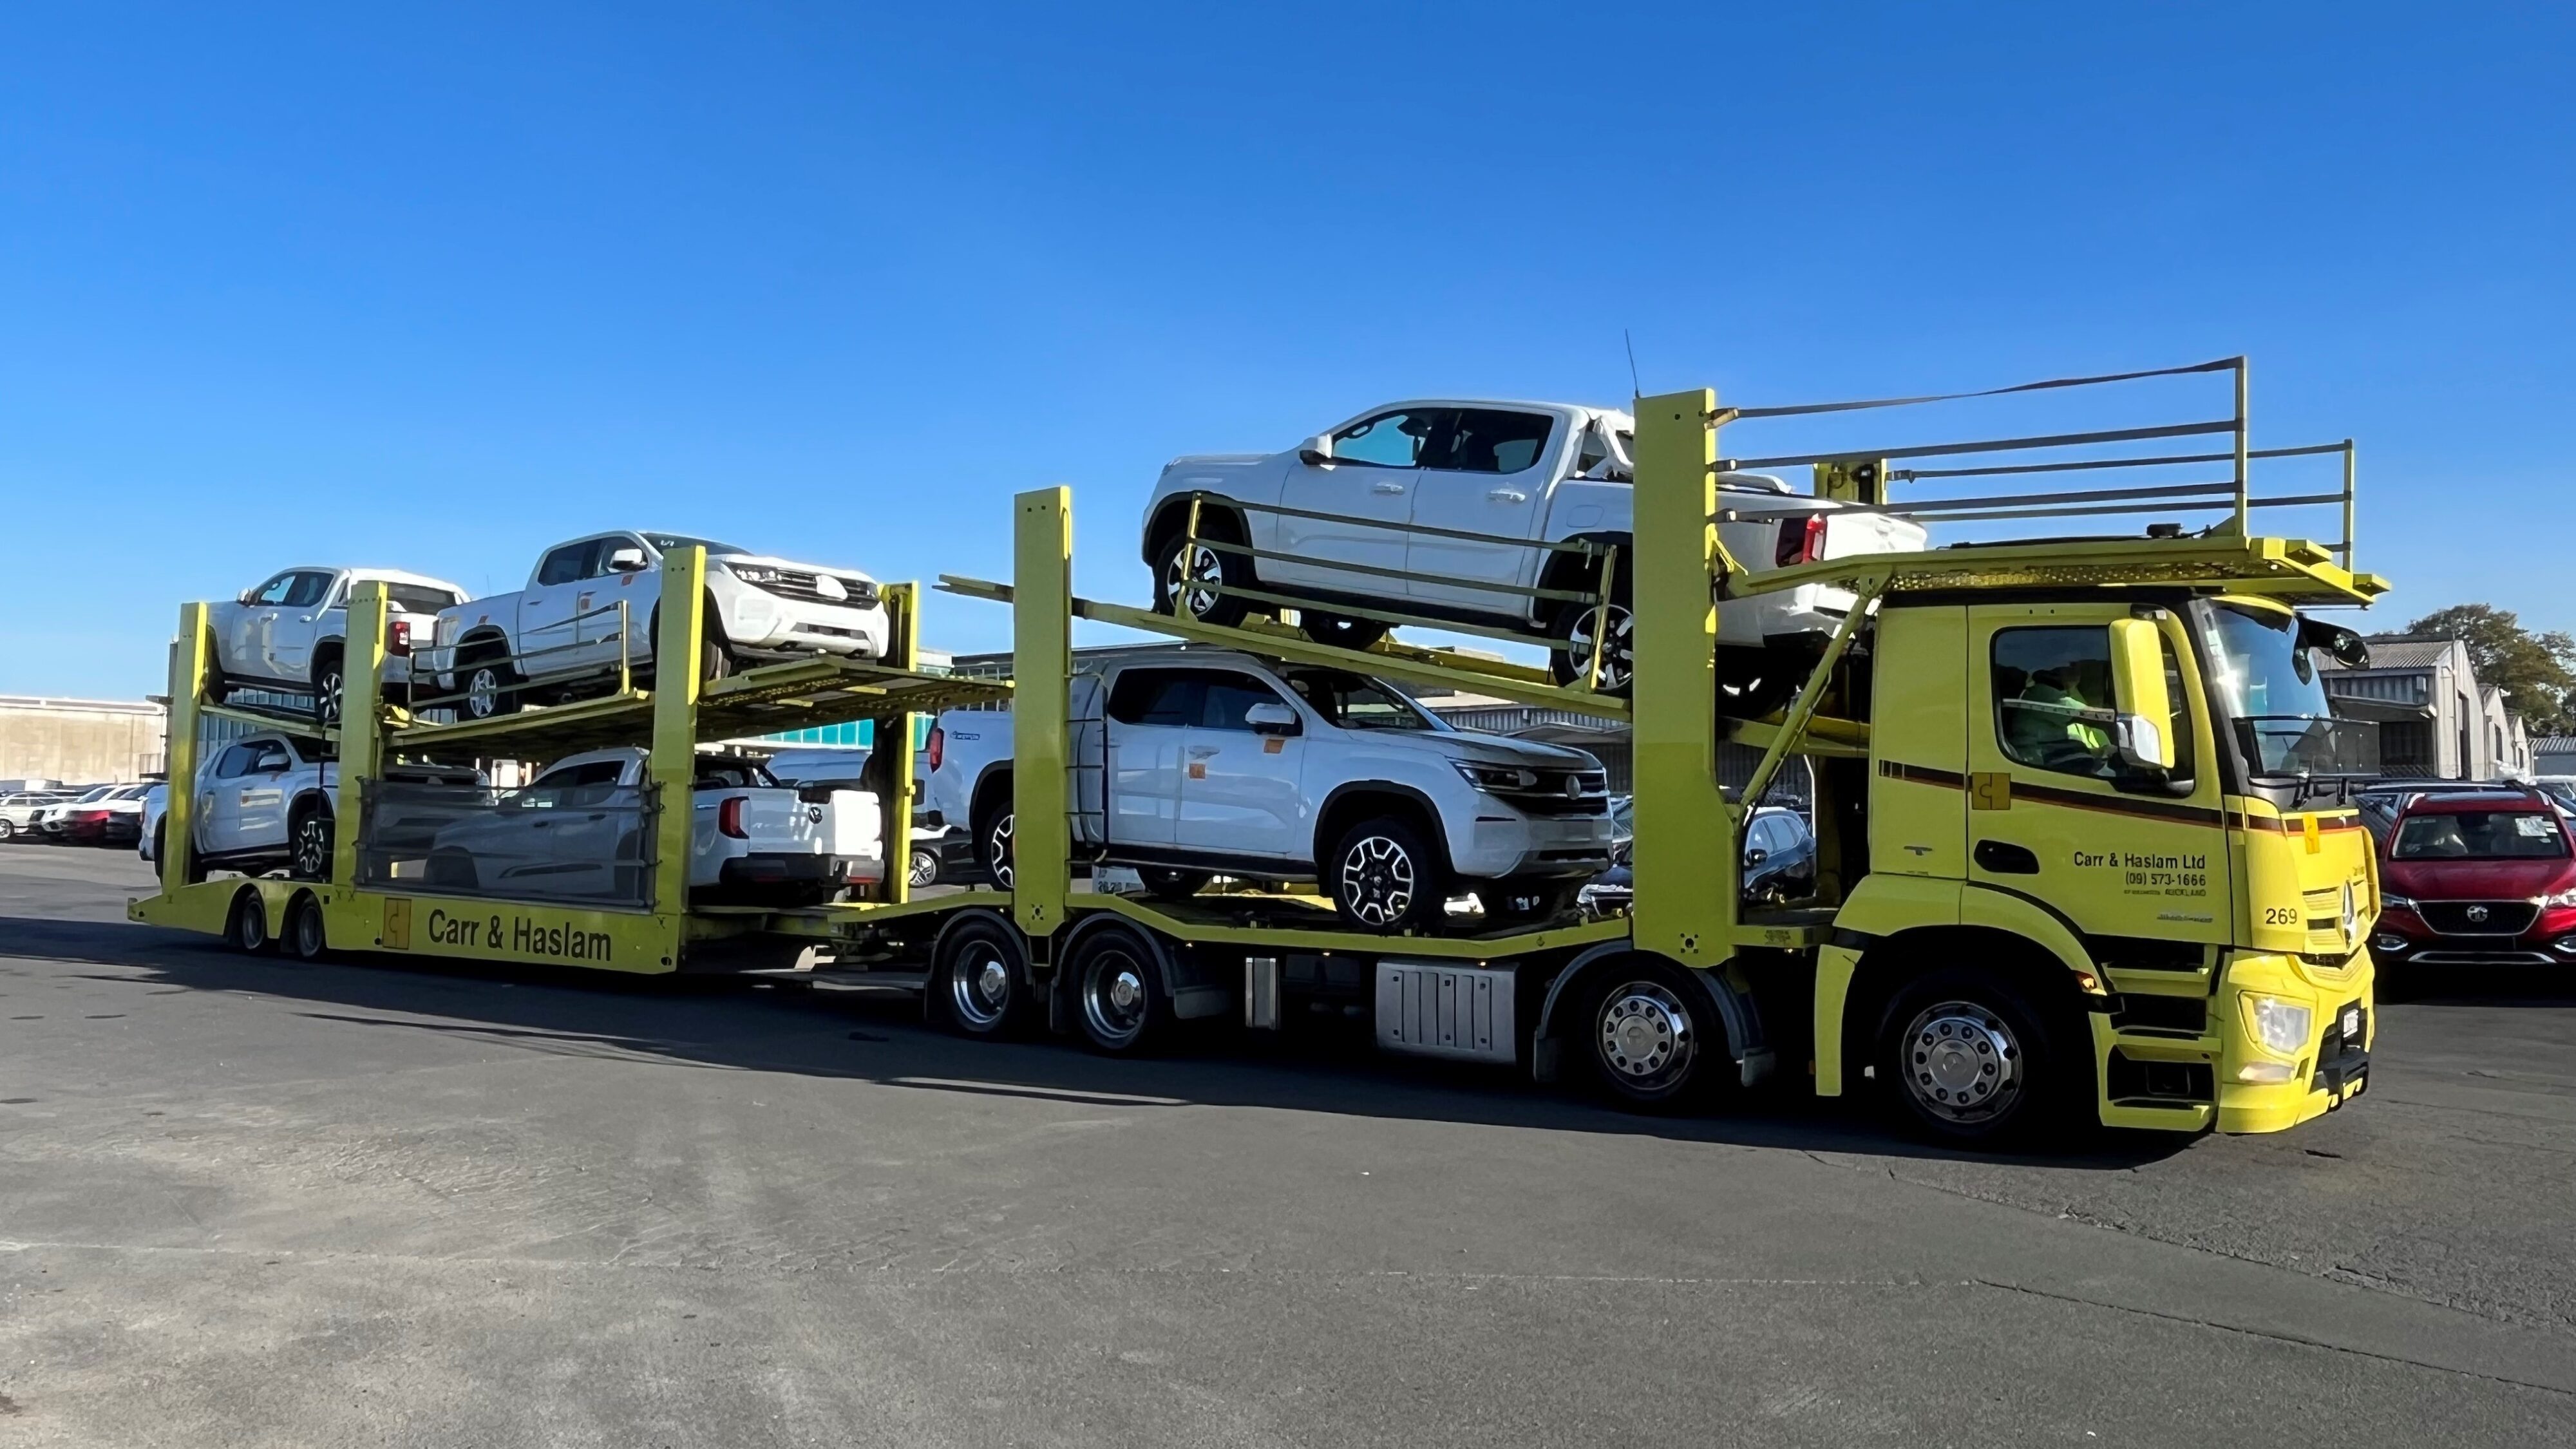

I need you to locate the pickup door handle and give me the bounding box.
[1371,481,1407,495]
[1486,489,1528,503]
[1186,746,1219,758]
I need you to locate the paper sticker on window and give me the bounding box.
[2516,815,2554,837]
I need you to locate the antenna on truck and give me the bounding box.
[1624,329,1643,401]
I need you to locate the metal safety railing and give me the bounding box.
[1719,356,2362,573]
[354,775,661,909]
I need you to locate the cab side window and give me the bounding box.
[1993,627,2121,779]
[1106,670,1204,728]
[280,572,335,609]
[214,744,260,779]
[1330,410,1437,469]
[249,573,301,605]
[537,542,598,587]
[1196,672,1292,732]
[1421,408,1553,475]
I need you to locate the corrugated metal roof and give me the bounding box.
[2341,636,2467,671]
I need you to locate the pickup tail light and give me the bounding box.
[717,796,748,839]
[926,725,944,773]
[386,619,412,657]
[1775,513,1828,568]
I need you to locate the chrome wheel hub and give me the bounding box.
[1900,1000,2023,1122]
[1598,982,1693,1082]
[468,668,502,718]
[1082,951,1152,1043]
[1338,836,1416,926]
[949,946,1012,1028]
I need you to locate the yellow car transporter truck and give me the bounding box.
[135,365,2382,1147]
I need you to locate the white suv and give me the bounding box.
[1139,399,1926,695]
[210,567,469,723]
[932,649,1615,932]
[421,531,893,721]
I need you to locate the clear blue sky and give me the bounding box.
[3,3,2568,697]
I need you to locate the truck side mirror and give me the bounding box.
[1244,701,1301,736]
[2105,618,2175,772]
[1296,433,1335,468]
[605,546,650,573]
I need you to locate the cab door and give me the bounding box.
[1964,603,2231,949]
[1402,408,1558,612]
[1174,668,1306,862]
[265,571,339,683]
[516,540,599,683]
[1271,408,1430,592]
[1099,668,1196,852]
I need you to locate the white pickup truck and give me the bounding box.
[929,649,1616,933]
[210,565,469,723]
[1139,399,1926,695]
[423,748,883,908]
[421,531,892,721]
[180,730,483,880]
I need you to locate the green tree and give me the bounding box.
[2403,603,2576,736]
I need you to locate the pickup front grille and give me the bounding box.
[2419,900,2538,936]
[1492,769,1611,817]
[752,572,880,608]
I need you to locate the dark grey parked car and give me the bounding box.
[1577,806,1815,917]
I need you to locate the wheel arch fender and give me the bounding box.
[1311,779,1451,875]
[1530,943,1764,1086]
[1142,493,1253,565]
[1828,904,2107,1100]
[1054,911,1188,1025]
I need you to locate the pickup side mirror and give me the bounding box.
[605,546,650,574]
[1743,847,1768,869]
[1244,701,1302,736]
[1296,433,1335,468]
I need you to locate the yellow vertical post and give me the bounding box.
[1012,488,1073,947]
[1629,390,1737,969]
[649,548,707,954]
[333,582,388,889]
[160,604,211,895]
[882,582,920,905]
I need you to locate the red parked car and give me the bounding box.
[2370,788,2576,968]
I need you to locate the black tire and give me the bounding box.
[428,848,478,892]
[461,646,520,721]
[312,652,344,726]
[933,916,1029,1038]
[1715,646,1803,721]
[908,846,939,891]
[1584,958,1727,1112]
[972,793,1014,891]
[1481,878,1578,930]
[1153,516,1253,629]
[1300,612,1387,652]
[701,629,735,686]
[1067,923,1170,1054]
[1138,867,1211,901]
[284,893,330,961]
[288,800,334,882]
[1874,967,2083,1148]
[1548,596,1634,696]
[225,891,274,954]
[1325,814,1450,934]
[0,819,15,843]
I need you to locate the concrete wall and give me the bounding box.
[0,697,168,785]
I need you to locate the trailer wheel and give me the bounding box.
[283,893,330,961]
[1874,968,2073,1147]
[933,916,1028,1037]
[1584,960,1722,1111]
[225,891,274,954]
[1068,922,1169,1054]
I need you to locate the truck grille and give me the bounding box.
[2418,900,2538,936]
[750,572,880,608]
[1493,770,1611,817]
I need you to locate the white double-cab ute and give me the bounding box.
[420,530,893,720]
[1139,398,1926,697]
[210,565,470,723]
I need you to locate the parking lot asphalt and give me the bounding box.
[3,845,2573,1446]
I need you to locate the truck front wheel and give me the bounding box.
[1326,815,1449,934]
[1874,969,2078,1147]
[1586,960,1721,1111]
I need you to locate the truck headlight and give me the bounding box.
[726,563,786,585]
[2242,995,2312,1056]
[1454,762,1537,793]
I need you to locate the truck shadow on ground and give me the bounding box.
[0,913,2403,1171]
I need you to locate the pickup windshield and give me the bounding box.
[2200,601,2377,779]
[1281,668,1442,731]
[643,533,752,557]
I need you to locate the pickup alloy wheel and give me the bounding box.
[1160,536,1251,629]
[290,809,334,881]
[980,811,1014,891]
[909,847,938,890]
[1553,600,1635,694]
[1329,816,1446,933]
[314,660,343,726]
[464,662,515,720]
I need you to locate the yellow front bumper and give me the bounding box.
[2211,949,2374,1135]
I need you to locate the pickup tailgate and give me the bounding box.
[697,787,886,879]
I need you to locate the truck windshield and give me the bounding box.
[2201,601,2377,779]
[2391,811,2570,860]
[1281,668,1443,731]
[643,533,752,557]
